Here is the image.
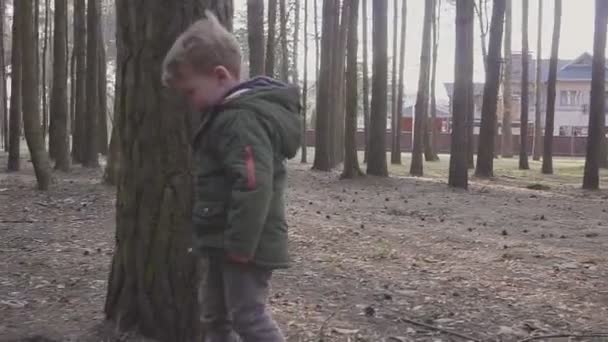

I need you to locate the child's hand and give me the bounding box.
[226,253,251,265]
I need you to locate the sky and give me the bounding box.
[233,0,598,100]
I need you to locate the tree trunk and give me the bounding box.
[392,0,407,165]
[519,0,530,170]
[279,0,288,82]
[342,0,363,179]
[293,0,300,84]
[475,0,489,73]
[42,0,50,143]
[49,0,70,172]
[541,0,560,174]
[475,0,505,178]
[104,2,233,340]
[428,0,440,162]
[449,0,474,189]
[410,0,433,176]
[72,0,86,163]
[0,0,6,152]
[502,0,513,158]
[7,0,22,172]
[70,41,76,138]
[83,0,99,167]
[312,0,337,171]
[247,0,265,76]
[533,0,543,161]
[265,0,277,78]
[300,0,308,163]
[583,0,607,190]
[314,0,320,80]
[20,0,53,190]
[98,24,108,156]
[362,0,370,163]
[366,0,388,176]
[390,0,399,163]
[331,0,349,166]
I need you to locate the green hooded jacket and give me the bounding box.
[192,77,301,269]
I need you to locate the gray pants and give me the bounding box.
[199,254,285,342]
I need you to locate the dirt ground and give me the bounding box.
[1,153,608,342]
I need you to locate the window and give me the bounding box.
[560,91,569,106]
[570,91,578,106]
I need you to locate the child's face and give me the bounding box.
[173,64,238,111]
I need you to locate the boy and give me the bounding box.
[162,12,301,342]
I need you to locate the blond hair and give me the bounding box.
[162,11,241,86]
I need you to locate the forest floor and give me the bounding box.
[1,150,608,342]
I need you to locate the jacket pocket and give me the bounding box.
[192,202,227,232]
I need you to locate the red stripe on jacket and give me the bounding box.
[244,145,257,190]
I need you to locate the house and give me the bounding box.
[444,52,608,136]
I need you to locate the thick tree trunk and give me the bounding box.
[392,0,407,165]
[410,0,433,176]
[21,0,53,190]
[104,2,233,340]
[83,0,99,168]
[331,0,349,166]
[7,0,22,172]
[279,0,288,82]
[449,0,474,189]
[301,0,308,163]
[0,0,6,152]
[98,25,108,156]
[342,0,363,179]
[533,0,543,161]
[42,0,50,143]
[519,0,530,170]
[542,0,561,175]
[265,0,277,78]
[390,0,399,163]
[314,0,320,80]
[49,0,70,172]
[247,0,265,76]
[583,0,607,190]
[362,0,370,163]
[366,0,388,176]
[72,0,86,163]
[502,0,513,158]
[69,43,76,137]
[475,0,505,178]
[428,0,440,162]
[312,0,337,171]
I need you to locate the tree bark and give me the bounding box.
[331,0,349,166]
[104,2,233,340]
[428,0,440,162]
[583,0,607,190]
[72,0,86,163]
[390,0,399,163]
[342,0,363,179]
[42,0,50,143]
[449,0,474,189]
[366,0,388,176]
[0,0,6,152]
[475,0,489,73]
[501,0,513,158]
[362,0,370,163]
[279,0,288,82]
[265,0,277,78]
[314,0,320,80]
[533,0,543,161]
[21,0,53,190]
[247,0,265,76]
[293,0,300,85]
[301,0,308,163]
[392,0,407,165]
[410,0,433,176]
[542,0,560,174]
[7,0,22,172]
[519,0,530,170]
[49,0,70,172]
[98,24,108,156]
[312,0,337,171]
[83,0,99,167]
[475,0,505,178]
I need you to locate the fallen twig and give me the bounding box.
[318,308,341,341]
[399,316,481,342]
[1,219,35,223]
[519,333,608,342]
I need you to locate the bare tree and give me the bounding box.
[410,0,433,176]
[7,0,22,171]
[475,0,505,178]
[49,0,70,171]
[0,0,6,152]
[474,0,489,72]
[279,0,288,82]
[72,0,86,163]
[293,0,300,85]
[247,0,265,76]
[501,0,513,157]
[301,0,308,163]
[519,0,530,170]
[265,0,277,77]
[541,0,561,174]
[366,0,388,176]
[21,0,53,190]
[533,0,543,161]
[449,0,474,189]
[390,0,399,163]
[42,0,50,141]
[83,0,99,167]
[98,24,108,155]
[429,0,441,161]
[330,0,349,165]
[392,0,407,165]
[583,0,607,190]
[362,0,370,163]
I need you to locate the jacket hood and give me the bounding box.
[223,77,302,159]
